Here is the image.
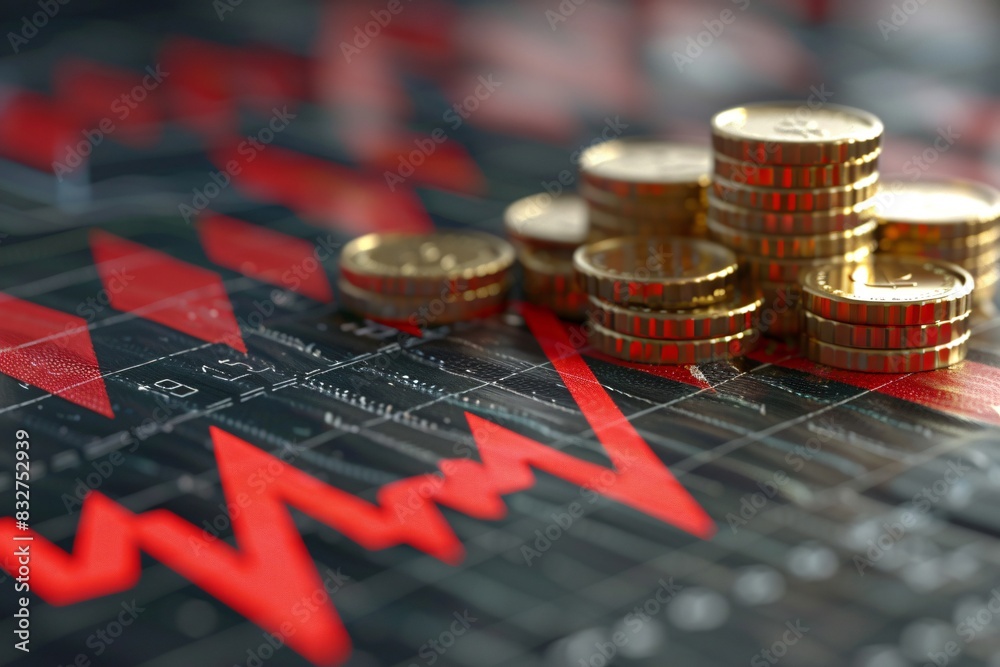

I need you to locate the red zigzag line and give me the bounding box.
[0,306,713,666]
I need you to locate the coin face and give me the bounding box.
[711,102,883,164]
[578,237,733,281]
[504,193,589,246]
[801,256,974,325]
[875,180,1000,224]
[811,260,966,303]
[580,140,712,185]
[574,237,737,308]
[340,231,515,296]
[712,103,883,145]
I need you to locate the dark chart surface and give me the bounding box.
[2,2,1000,667]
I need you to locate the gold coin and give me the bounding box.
[801,256,974,325]
[875,179,1000,239]
[877,226,1000,260]
[803,310,970,349]
[709,217,877,258]
[743,243,875,283]
[580,140,712,197]
[338,277,509,325]
[504,193,589,248]
[711,102,884,165]
[574,237,738,308]
[340,231,515,297]
[713,151,879,188]
[582,183,706,214]
[805,331,969,373]
[586,291,762,340]
[588,321,757,364]
[711,171,880,212]
[708,196,876,234]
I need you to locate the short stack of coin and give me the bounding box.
[574,236,764,364]
[800,256,973,372]
[875,179,1000,316]
[504,193,589,320]
[579,139,712,242]
[339,231,515,326]
[707,102,884,336]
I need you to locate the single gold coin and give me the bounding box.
[805,331,969,373]
[708,217,877,259]
[588,321,757,365]
[713,151,879,188]
[574,237,738,308]
[711,102,884,165]
[803,310,970,350]
[711,171,880,212]
[743,243,875,283]
[580,140,712,197]
[338,277,509,325]
[875,179,1000,239]
[504,193,589,247]
[586,291,763,340]
[708,196,877,234]
[340,231,515,297]
[801,256,974,326]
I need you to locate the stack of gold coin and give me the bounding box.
[504,193,590,320]
[579,139,712,242]
[574,236,763,364]
[800,256,973,372]
[339,231,515,326]
[707,102,884,336]
[875,179,1000,315]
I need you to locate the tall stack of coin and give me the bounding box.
[574,236,763,364]
[875,179,1000,316]
[504,193,589,320]
[707,102,884,336]
[800,256,973,372]
[579,139,712,242]
[339,231,515,326]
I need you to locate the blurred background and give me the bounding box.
[3,2,1000,667]
[0,0,998,225]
